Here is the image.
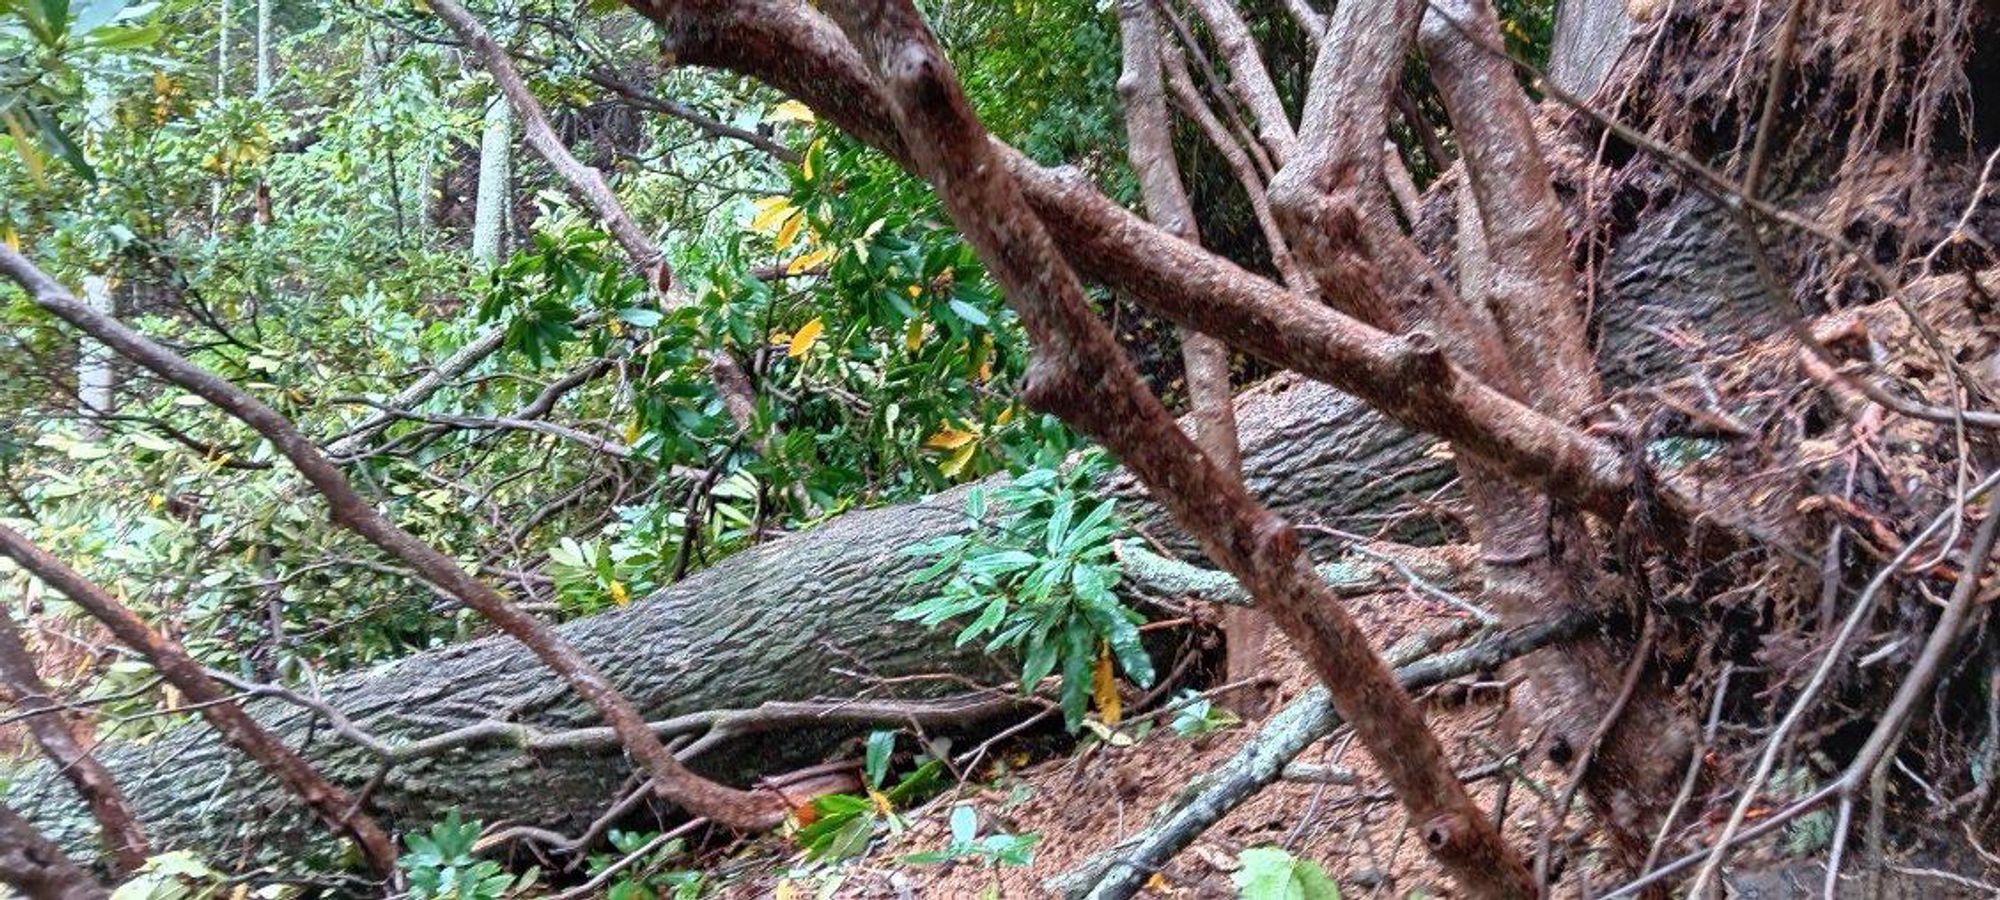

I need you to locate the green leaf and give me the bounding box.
[25,105,92,180]
[84,22,159,48]
[864,730,895,790]
[812,793,873,816]
[948,805,978,845]
[1019,633,1059,688]
[1059,620,1093,731]
[946,297,990,326]
[957,598,1008,645]
[962,549,1038,577]
[615,307,664,328]
[1232,847,1341,900]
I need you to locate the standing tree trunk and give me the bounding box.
[253,0,271,98]
[1114,0,1267,718]
[73,276,113,438]
[471,93,513,266]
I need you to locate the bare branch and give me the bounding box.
[0,526,399,877]
[635,0,1642,519]
[433,0,763,432]
[0,244,788,832]
[0,608,148,873]
[0,802,105,900]
[1183,0,1297,160]
[808,0,1531,891]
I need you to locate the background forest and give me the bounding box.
[2,0,1998,897]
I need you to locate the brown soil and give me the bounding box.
[716,597,1607,899]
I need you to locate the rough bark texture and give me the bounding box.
[5,378,1444,864]
[1548,0,1635,99]
[0,523,399,878]
[0,805,105,900]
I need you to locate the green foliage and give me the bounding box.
[401,811,538,900]
[898,453,1151,731]
[1232,847,1341,900]
[902,805,1038,868]
[1168,689,1241,738]
[584,831,704,900]
[109,851,229,900]
[795,744,947,862]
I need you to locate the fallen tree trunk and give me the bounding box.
[5,377,1447,866]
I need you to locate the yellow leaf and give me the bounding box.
[906,283,922,298]
[787,245,835,275]
[801,137,819,182]
[939,441,978,478]
[1144,873,1173,893]
[749,196,796,234]
[767,99,816,124]
[1092,642,1122,725]
[1,225,16,251]
[995,404,1016,426]
[625,419,642,444]
[787,317,825,358]
[775,212,806,251]
[3,111,46,186]
[924,426,979,450]
[904,319,925,352]
[608,581,630,606]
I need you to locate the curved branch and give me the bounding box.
[0,244,788,833]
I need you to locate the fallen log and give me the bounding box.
[5,377,1447,866]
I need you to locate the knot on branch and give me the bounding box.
[1245,512,1302,575]
[1394,330,1452,385]
[1418,811,1474,853]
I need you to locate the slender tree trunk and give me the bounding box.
[254,0,272,98]
[1115,0,1266,718]
[472,94,513,266]
[210,0,231,225]
[73,276,114,439]
[251,0,274,225]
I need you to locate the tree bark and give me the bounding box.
[0,805,104,900]
[471,93,513,266]
[1115,0,1268,719]
[4,377,1442,863]
[1548,0,1636,100]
